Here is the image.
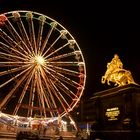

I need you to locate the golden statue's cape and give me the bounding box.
[101,54,136,87]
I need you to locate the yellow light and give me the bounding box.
[35,55,45,66]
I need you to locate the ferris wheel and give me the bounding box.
[0,10,86,119]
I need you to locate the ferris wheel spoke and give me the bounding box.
[50,80,71,114]
[41,91,55,117]
[4,16,31,55]
[0,51,29,62]
[53,81,71,116]
[42,33,72,58]
[45,42,69,59]
[0,62,32,67]
[0,66,34,110]
[42,32,62,57]
[43,90,57,117]
[0,29,29,56]
[0,42,30,59]
[45,69,78,99]
[47,65,81,77]
[40,68,71,107]
[55,80,79,100]
[32,73,43,116]
[46,51,81,61]
[36,73,47,117]
[11,12,33,54]
[40,68,62,117]
[47,61,84,67]
[36,15,46,51]
[0,65,33,89]
[45,96,58,117]
[46,66,81,88]
[28,76,37,117]
[39,69,58,117]
[0,64,31,76]
[13,68,36,115]
[40,22,57,55]
[26,12,37,55]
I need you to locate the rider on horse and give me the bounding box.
[101,54,135,86]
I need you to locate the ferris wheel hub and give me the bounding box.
[35,55,45,66]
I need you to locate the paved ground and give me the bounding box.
[0,131,82,140]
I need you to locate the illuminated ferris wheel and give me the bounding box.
[0,10,86,119]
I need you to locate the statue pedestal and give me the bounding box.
[90,84,140,140]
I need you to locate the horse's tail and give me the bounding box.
[126,70,136,84]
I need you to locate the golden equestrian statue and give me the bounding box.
[101,54,136,87]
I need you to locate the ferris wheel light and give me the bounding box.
[35,55,45,66]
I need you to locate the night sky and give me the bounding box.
[0,0,140,98]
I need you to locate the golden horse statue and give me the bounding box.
[101,54,136,87]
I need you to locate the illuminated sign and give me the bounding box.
[105,107,120,121]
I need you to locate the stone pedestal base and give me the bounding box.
[89,84,140,140]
